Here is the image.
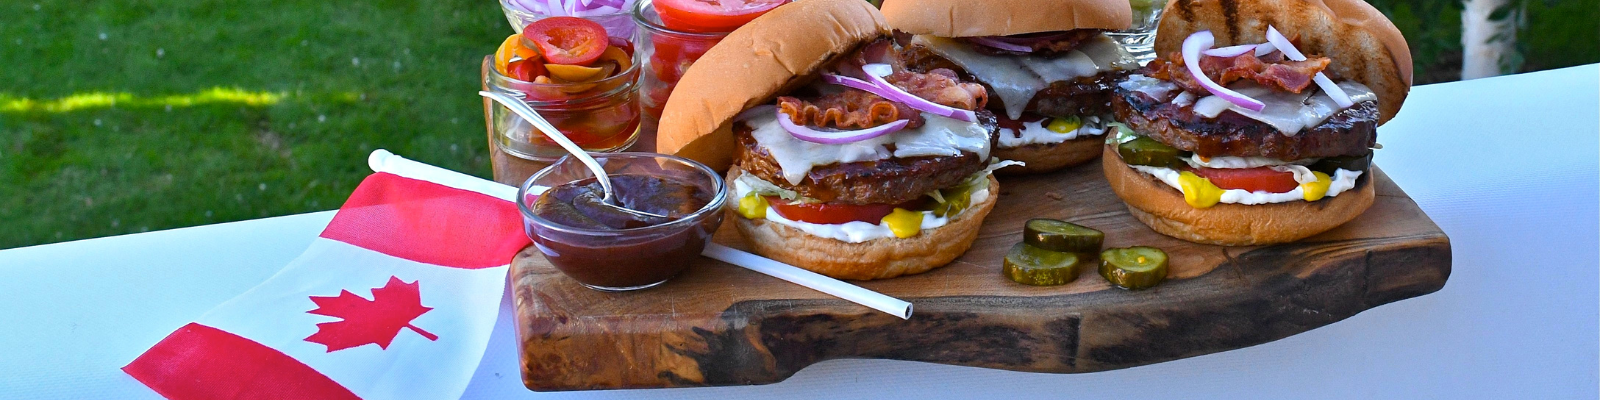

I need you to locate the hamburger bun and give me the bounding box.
[656,0,889,171]
[727,166,999,280]
[993,135,1104,174]
[1102,145,1374,246]
[1153,0,1413,124]
[881,0,1132,37]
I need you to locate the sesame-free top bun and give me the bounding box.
[726,166,1000,280]
[1153,0,1413,124]
[881,0,1132,37]
[656,0,888,171]
[1102,145,1374,246]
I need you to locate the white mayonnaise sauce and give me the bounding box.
[997,116,1107,148]
[1129,165,1363,205]
[730,175,991,243]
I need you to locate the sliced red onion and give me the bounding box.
[1182,30,1265,112]
[1203,44,1257,58]
[820,64,977,122]
[968,37,1033,53]
[1265,26,1354,108]
[777,110,908,144]
[1254,42,1277,56]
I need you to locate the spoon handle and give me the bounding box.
[478,90,616,201]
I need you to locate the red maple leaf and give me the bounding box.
[305,276,438,352]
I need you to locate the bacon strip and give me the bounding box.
[884,68,988,111]
[778,90,924,130]
[1148,50,1330,94]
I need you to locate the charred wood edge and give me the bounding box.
[665,232,1450,387]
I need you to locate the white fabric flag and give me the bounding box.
[125,152,528,400]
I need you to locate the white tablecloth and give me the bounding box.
[2,65,1595,399]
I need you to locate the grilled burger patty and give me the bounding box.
[733,115,998,205]
[899,45,1131,118]
[1113,89,1378,160]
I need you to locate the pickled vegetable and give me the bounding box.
[1023,219,1103,257]
[1004,243,1083,286]
[1310,153,1372,174]
[1117,136,1187,168]
[736,193,767,219]
[1099,246,1169,290]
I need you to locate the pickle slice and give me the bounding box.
[1117,136,1187,168]
[1003,243,1082,286]
[1098,246,1169,290]
[1310,152,1373,174]
[1023,219,1104,256]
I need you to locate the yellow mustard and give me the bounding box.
[1046,116,1083,134]
[1301,171,1333,201]
[1177,171,1223,208]
[882,208,924,238]
[736,193,767,219]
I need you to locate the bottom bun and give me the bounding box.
[1102,145,1374,246]
[994,135,1104,174]
[727,166,999,280]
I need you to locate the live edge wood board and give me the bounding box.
[510,163,1451,391]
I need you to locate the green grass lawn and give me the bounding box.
[0,0,1595,249]
[1,0,505,249]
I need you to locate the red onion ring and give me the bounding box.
[967,37,1033,53]
[777,110,908,144]
[1203,44,1257,58]
[1182,30,1265,112]
[1254,42,1277,56]
[1265,26,1354,108]
[821,63,977,122]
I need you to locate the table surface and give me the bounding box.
[2,65,1596,399]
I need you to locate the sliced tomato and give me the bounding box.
[654,0,788,33]
[525,17,609,66]
[765,197,906,225]
[1189,167,1299,193]
[648,33,720,83]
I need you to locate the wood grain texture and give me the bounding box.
[510,163,1451,391]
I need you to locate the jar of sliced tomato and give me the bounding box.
[630,0,788,121]
[482,16,643,186]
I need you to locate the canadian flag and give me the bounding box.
[124,151,528,400]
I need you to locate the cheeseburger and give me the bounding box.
[1104,0,1413,245]
[882,0,1137,173]
[657,0,1004,280]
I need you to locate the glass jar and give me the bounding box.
[482,55,643,185]
[500,0,641,39]
[518,153,727,291]
[1106,0,1166,65]
[631,1,731,121]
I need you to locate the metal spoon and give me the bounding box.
[479,90,667,221]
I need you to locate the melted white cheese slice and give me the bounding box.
[746,111,991,185]
[915,34,1135,120]
[1192,81,1378,135]
[997,115,1107,148]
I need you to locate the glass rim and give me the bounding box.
[630,1,733,39]
[482,55,640,106]
[517,152,729,236]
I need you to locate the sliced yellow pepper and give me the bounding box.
[1177,171,1223,209]
[882,208,924,239]
[1046,115,1083,134]
[494,34,539,75]
[1301,171,1333,201]
[736,193,768,219]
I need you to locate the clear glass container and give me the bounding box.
[1106,0,1167,65]
[631,1,731,121]
[518,153,727,291]
[500,0,641,39]
[482,55,642,177]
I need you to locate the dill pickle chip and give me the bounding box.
[1117,136,1187,168]
[1022,218,1104,256]
[1098,246,1169,290]
[1003,242,1083,286]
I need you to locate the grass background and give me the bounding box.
[1,0,1596,249]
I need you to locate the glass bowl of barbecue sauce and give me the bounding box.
[518,152,726,291]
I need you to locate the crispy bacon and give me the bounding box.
[778,90,924,130]
[884,68,988,111]
[966,29,1104,56]
[1148,50,1330,94]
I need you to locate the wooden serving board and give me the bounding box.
[509,163,1451,391]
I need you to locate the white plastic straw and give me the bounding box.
[703,243,913,319]
[367,150,914,319]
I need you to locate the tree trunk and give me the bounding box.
[1461,0,1519,79]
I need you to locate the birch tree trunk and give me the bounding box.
[1461,0,1519,79]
